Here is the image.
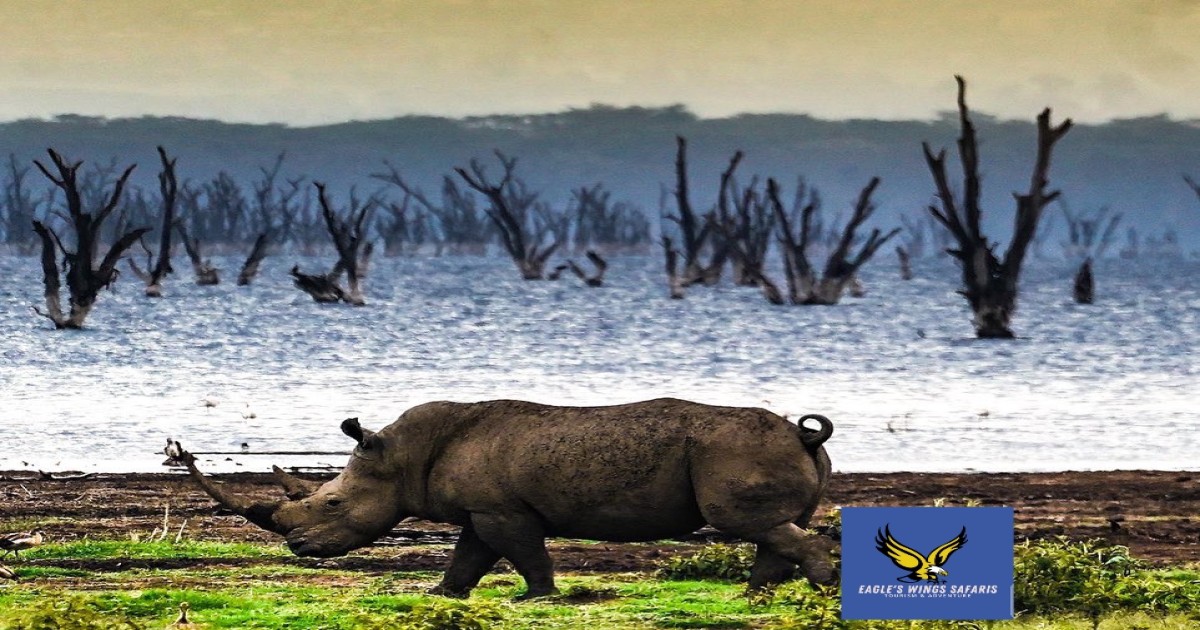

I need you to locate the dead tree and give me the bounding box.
[1058,200,1120,304]
[379,195,418,256]
[455,152,560,279]
[291,183,375,305]
[374,164,491,255]
[129,147,179,297]
[1073,258,1095,304]
[434,177,490,255]
[896,246,913,281]
[571,184,651,253]
[663,136,726,286]
[899,213,928,260]
[922,76,1072,338]
[175,221,219,285]
[566,250,607,287]
[246,153,303,262]
[198,172,247,248]
[713,152,776,286]
[894,213,925,280]
[661,237,685,299]
[3,155,41,254]
[30,149,146,329]
[764,177,898,305]
[74,158,128,248]
[237,232,270,286]
[571,184,609,253]
[1119,226,1139,259]
[1184,174,1200,205]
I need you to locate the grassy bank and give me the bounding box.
[1,539,1199,629]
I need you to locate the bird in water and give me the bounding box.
[0,530,45,559]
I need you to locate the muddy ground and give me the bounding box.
[1,470,1197,577]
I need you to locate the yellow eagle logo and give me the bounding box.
[875,525,968,583]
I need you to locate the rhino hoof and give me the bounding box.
[428,584,470,599]
[516,587,560,601]
[803,561,838,586]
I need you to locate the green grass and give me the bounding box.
[2,539,1199,629]
[18,539,289,561]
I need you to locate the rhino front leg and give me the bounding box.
[430,525,502,598]
[470,512,558,599]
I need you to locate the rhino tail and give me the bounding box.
[797,414,834,449]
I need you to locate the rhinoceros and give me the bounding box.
[183,398,836,597]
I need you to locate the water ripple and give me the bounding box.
[1,254,1197,473]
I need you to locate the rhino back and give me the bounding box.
[419,398,822,541]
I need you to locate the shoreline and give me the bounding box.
[6,465,1200,477]
[1,469,1197,567]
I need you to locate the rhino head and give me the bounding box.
[182,418,406,557]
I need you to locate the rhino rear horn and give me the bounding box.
[272,465,322,500]
[798,414,834,449]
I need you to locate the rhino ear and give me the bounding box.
[341,417,376,447]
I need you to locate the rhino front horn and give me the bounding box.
[179,446,286,534]
[272,465,321,500]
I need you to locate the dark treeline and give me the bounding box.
[2,105,1200,255]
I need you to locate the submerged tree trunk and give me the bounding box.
[1058,201,1119,304]
[291,183,374,305]
[765,177,897,305]
[713,151,775,287]
[31,149,146,329]
[176,224,220,285]
[897,246,913,280]
[664,137,727,288]
[143,146,179,297]
[455,152,560,280]
[922,76,1072,338]
[290,265,346,303]
[661,237,685,299]
[566,250,607,287]
[1073,258,1094,304]
[237,232,270,286]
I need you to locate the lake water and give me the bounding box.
[1,253,1196,473]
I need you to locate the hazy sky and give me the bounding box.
[2,1,1198,126]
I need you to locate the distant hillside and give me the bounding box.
[2,105,1199,249]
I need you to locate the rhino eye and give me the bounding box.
[326,498,344,508]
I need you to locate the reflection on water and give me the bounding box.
[1,254,1197,473]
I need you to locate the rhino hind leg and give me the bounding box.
[431,525,502,598]
[736,523,837,586]
[748,547,798,590]
[470,512,558,599]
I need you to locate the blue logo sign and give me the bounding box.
[841,507,1014,620]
